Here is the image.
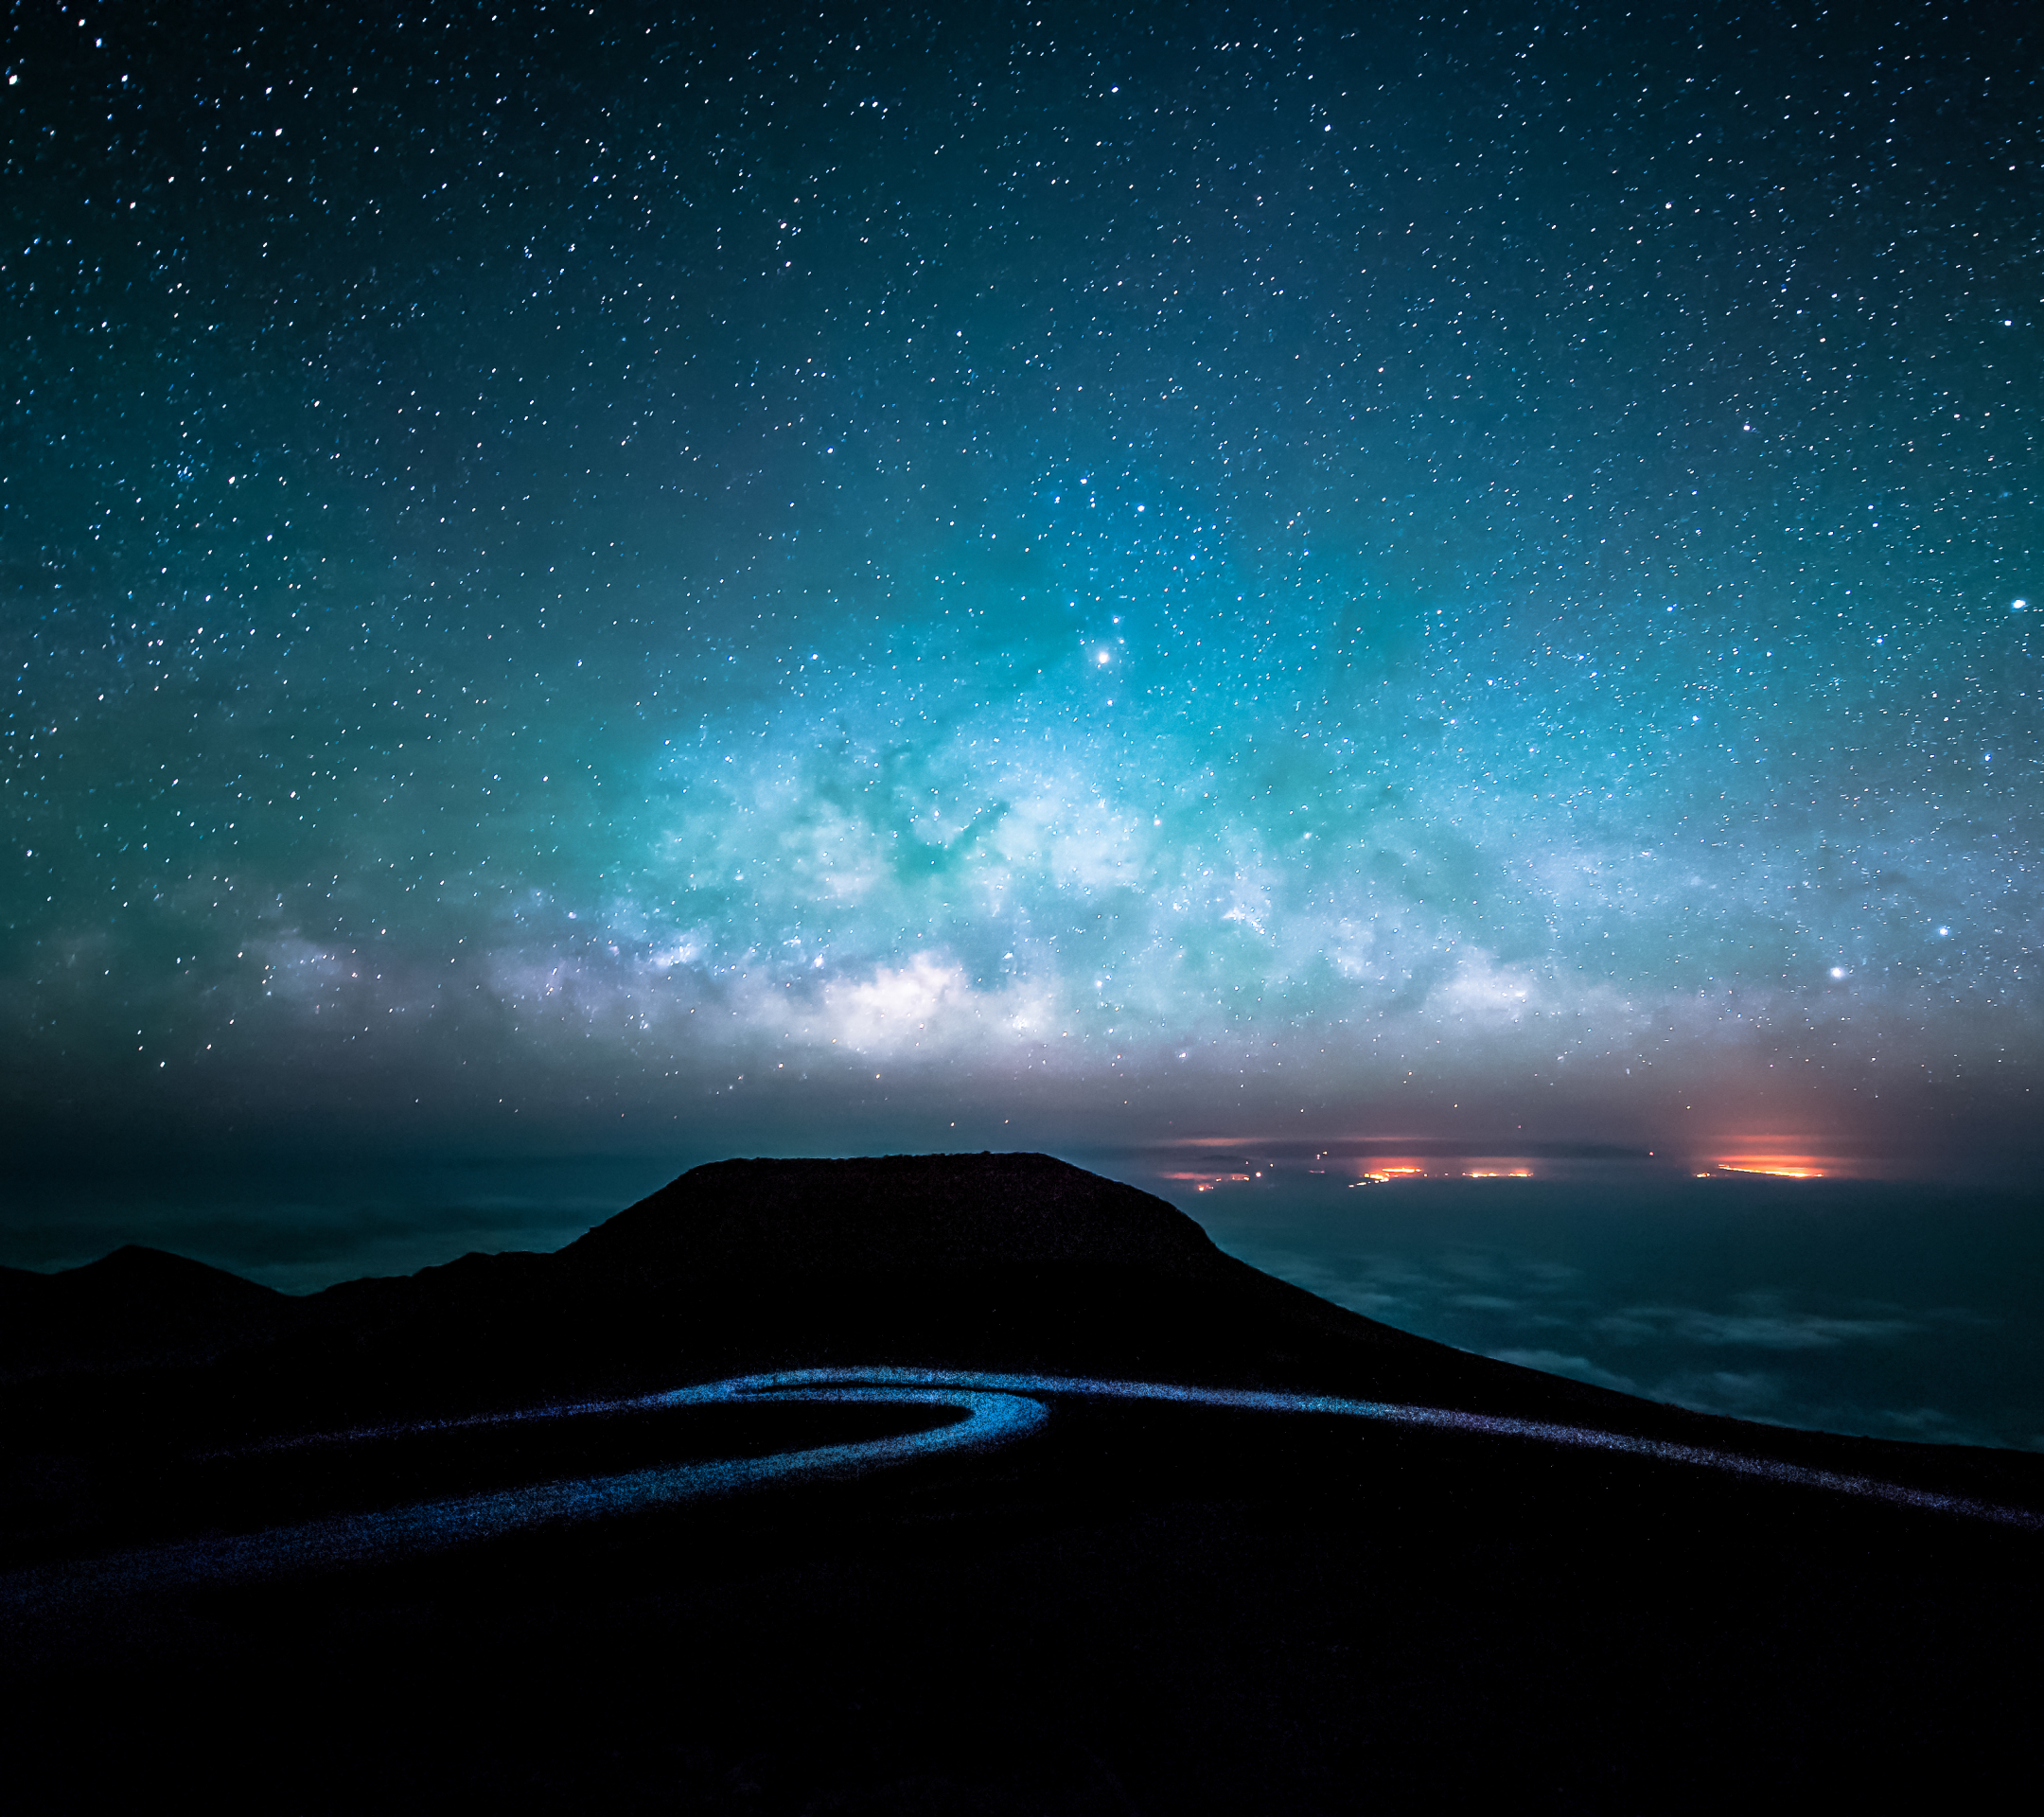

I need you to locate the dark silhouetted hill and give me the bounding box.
[7,1155,2044,1514]
[0,1244,297,1383]
[274,1153,1687,1431]
[7,1155,2044,1812]
[566,1152,1228,1277]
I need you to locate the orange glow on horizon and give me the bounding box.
[1711,1156,1828,1178]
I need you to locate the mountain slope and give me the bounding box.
[6,1155,2042,1513]
[0,1244,297,1383]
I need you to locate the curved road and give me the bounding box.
[7,1367,2036,1614]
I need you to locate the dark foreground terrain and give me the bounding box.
[4,1154,2040,1810]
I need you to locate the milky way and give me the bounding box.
[6,3,2040,1175]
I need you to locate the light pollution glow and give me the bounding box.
[4,4,2039,1183]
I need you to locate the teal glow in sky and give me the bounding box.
[6,1,2040,1179]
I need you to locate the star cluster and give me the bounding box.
[4,1,2039,1172]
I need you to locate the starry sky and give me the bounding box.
[6,0,2042,1200]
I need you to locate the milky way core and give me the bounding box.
[6,3,2040,1179]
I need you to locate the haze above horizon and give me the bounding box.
[6,2,2040,1187]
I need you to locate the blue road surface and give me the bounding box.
[7,1367,2037,1623]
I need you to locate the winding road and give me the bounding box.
[8,1367,2036,1615]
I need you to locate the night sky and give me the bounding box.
[7,0,2042,1207]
